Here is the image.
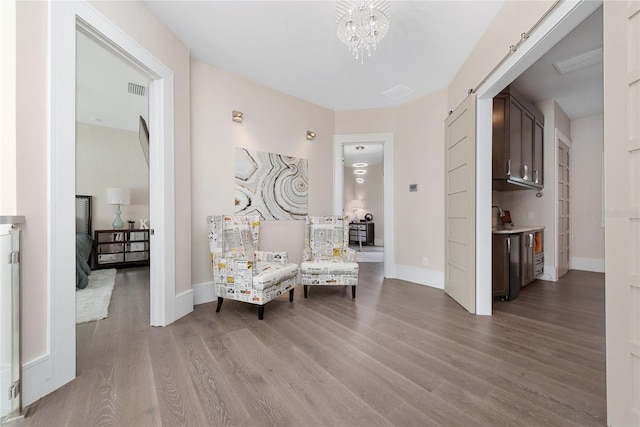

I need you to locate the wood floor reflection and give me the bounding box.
[22,265,606,426]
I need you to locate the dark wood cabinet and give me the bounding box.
[349,222,374,246]
[493,86,544,191]
[94,229,150,269]
[492,235,510,297]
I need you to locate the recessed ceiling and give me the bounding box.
[144,0,505,111]
[511,6,603,121]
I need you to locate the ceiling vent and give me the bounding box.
[382,84,414,100]
[128,82,146,97]
[553,47,602,75]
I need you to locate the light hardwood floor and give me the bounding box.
[22,265,606,426]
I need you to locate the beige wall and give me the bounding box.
[336,89,447,284]
[0,0,16,214]
[76,123,149,231]
[190,61,335,286]
[344,164,384,246]
[570,115,604,262]
[15,0,190,364]
[90,0,192,294]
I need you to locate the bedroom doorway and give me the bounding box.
[48,1,177,398]
[75,28,151,325]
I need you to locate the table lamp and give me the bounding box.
[106,187,131,229]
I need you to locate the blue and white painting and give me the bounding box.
[235,147,308,220]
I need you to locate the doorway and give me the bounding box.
[333,133,395,279]
[49,1,176,396]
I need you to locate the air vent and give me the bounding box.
[128,82,146,97]
[382,84,414,100]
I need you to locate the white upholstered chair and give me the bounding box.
[300,216,359,298]
[208,215,299,320]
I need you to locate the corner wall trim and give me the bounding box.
[22,354,53,406]
[571,257,605,273]
[175,289,194,320]
[193,281,215,305]
[395,265,444,289]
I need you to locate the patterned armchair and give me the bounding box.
[208,215,299,320]
[300,216,359,298]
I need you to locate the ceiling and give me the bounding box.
[76,1,602,136]
[145,0,505,111]
[511,6,603,121]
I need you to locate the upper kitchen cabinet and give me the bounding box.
[492,86,544,190]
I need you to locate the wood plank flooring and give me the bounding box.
[22,265,606,426]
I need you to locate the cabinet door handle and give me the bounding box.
[507,237,511,253]
[507,159,511,176]
[522,164,529,180]
[529,233,534,248]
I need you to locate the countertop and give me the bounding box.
[492,225,544,234]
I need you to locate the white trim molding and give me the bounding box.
[571,257,605,273]
[175,289,194,320]
[21,355,52,406]
[333,133,396,279]
[193,281,216,305]
[395,265,444,290]
[48,0,177,404]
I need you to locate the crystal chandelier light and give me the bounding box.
[336,0,390,63]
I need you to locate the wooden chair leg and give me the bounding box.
[304,285,308,298]
[216,297,224,312]
[258,305,265,320]
[289,289,294,302]
[352,285,356,299]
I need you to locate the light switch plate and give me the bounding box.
[409,184,418,192]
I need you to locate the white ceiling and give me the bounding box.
[76,1,602,136]
[145,0,505,111]
[511,6,603,120]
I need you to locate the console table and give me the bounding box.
[349,222,374,246]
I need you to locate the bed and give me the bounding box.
[76,195,93,289]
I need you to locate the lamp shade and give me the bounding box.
[106,187,131,205]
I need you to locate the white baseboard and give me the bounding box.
[22,354,54,406]
[193,281,215,305]
[572,257,605,273]
[175,289,194,320]
[395,265,444,289]
[542,264,557,282]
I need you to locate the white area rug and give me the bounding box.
[76,269,116,324]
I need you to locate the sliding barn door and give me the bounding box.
[444,94,476,313]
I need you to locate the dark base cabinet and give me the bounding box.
[492,234,521,300]
[94,229,150,269]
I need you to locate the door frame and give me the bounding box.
[333,133,395,279]
[48,0,176,396]
[474,0,601,315]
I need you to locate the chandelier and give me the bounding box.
[336,0,390,63]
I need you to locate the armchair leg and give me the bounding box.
[216,297,224,312]
[352,286,356,299]
[289,289,294,302]
[304,285,308,298]
[258,305,264,320]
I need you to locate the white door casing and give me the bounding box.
[46,0,176,403]
[556,130,571,278]
[333,133,395,279]
[445,94,476,313]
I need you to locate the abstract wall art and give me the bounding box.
[235,147,308,220]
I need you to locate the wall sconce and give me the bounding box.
[306,131,316,140]
[232,110,243,123]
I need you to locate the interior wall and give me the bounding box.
[76,123,149,231]
[0,0,16,215]
[190,60,335,288]
[344,164,384,246]
[570,114,604,270]
[335,89,447,287]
